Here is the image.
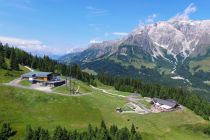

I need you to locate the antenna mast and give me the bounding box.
[69,63,72,94]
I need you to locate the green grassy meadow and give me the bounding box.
[0,67,210,139]
[0,60,29,83]
[53,79,92,94]
[0,85,209,140]
[109,56,156,69]
[93,80,132,96]
[189,57,210,74]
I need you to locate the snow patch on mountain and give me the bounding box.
[132,19,210,61]
[171,75,191,84]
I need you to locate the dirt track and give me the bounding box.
[3,78,91,97]
[90,85,126,98]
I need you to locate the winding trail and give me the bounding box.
[90,85,126,98]
[24,66,33,72]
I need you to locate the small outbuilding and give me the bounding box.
[152,98,178,110]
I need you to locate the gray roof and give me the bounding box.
[153,98,177,107]
[22,72,52,78]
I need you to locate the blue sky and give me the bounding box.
[0,0,209,55]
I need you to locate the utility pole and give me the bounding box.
[69,64,72,94]
[73,80,75,94]
[65,76,67,89]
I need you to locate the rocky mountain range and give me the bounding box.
[60,19,210,91]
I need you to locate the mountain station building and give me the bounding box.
[21,71,65,87]
[22,72,53,82]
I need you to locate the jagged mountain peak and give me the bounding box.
[132,19,210,58]
[83,19,210,63]
[89,39,123,49]
[61,19,210,70]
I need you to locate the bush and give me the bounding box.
[203,126,210,136]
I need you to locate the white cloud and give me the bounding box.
[0,36,89,57]
[138,14,157,26]
[183,3,197,17]
[146,14,157,23]
[170,3,196,21]
[86,6,108,17]
[1,0,37,11]
[0,36,54,56]
[0,36,45,50]
[66,47,86,54]
[89,39,102,44]
[111,32,128,36]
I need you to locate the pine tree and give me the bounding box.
[87,124,94,136]
[53,126,69,140]
[100,120,107,130]
[110,125,118,137]
[203,125,210,136]
[0,44,7,69]
[0,123,17,140]
[116,127,130,140]
[131,133,142,140]
[39,128,50,140]
[10,49,19,70]
[25,125,34,140]
[0,54,7,69]
[31,58,37,69]
[131,124,136,134]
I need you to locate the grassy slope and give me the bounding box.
[109,56,156,69]
[158,67,172,75]
[82,68,98,76]
[19,79,32,86]
[0,61,29,83]
[53,80,92,94]
[0,85,209,140]
[95,80,131,96]
[189,56,210,74]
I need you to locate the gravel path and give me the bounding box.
[24,66,33,72]
[90,85,126,98]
